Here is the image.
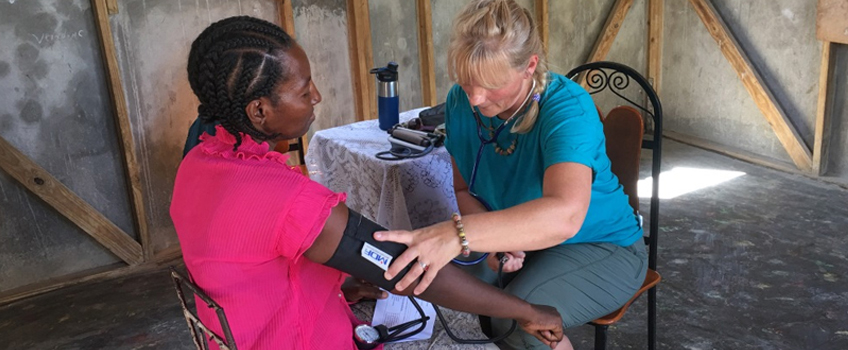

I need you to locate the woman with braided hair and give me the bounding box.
[170,16,564,350]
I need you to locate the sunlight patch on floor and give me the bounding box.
[638,167,746,199]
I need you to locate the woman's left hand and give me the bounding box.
[374,221,461,295]
[341,277,388,303]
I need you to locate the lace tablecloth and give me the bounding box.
[306,109,493,349]
[306,108,459,230]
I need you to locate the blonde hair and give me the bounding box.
[447,0,548,134]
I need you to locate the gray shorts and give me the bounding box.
[461,239,648,350]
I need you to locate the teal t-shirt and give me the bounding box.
[444,72,642,246]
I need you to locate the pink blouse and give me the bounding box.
[170,126,374,350]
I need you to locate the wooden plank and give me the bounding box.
[106,0,118,14]
[91,0,151,260]
[813,41,834,175]
[665,131,801,175]
[0,137,143,265]
[816,0,848,45]
[279,0,296,38]
[347,0,376,121]
[0,251,182,305]
[647,0,663,96]
[586,0,634,63]
[279,0,301,166]
[417,0,437,107]
[535,0,549,55]
[689,0,812,171]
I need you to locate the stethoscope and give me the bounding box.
[452,79,536,267]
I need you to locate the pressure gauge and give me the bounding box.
[353,324,381,349]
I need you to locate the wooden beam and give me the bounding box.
[647,0,663,96]
[688,0,812,171]
[0,137,143,265]
[417,0,437,107]
[91,0,151,260]
[665,130,801,175]
[535,0,549,55]
[105,0,118,14]
[0,251,182,306]
[279,0,296,38]
[813,41,834,175]
[347,0,376,121]
[587,0,634,63]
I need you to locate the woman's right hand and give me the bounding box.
[518,304,564,349]
[487,251,525,273]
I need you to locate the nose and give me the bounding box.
[466,87,487,107]
[311,82,322,105]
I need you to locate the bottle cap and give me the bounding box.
[370,62,398,82]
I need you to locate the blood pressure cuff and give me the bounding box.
[324,209,413,291]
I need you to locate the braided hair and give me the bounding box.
[187,16,295,149]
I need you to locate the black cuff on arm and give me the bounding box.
[324,209,413,291]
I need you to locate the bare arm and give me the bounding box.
[376,162,592,294]
[459,162,592,251]
[303,204,562,347]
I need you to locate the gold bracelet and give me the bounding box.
[451,213,471,257]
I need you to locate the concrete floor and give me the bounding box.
[1,139,847,350]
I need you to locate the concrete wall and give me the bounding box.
[292,0,357,135]
[663,1,820,166]
[368,0,424,111]
[0,0,134,293]
[548,0,648,113]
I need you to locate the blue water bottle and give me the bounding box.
[370,62,399,131]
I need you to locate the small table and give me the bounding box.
[306,109,490,349]
[306,108,459,230]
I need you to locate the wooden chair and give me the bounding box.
[566,62,664,350]
[170,267,238,350]
[274,136,309,176]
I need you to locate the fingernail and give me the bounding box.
[374,232,383,239]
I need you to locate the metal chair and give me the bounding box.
[566,62,663,350]
[170,267,238,350]
[274,136,309,176]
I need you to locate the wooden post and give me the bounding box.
[812,41,833,175]
[279,0,296,38]
[347,0,376,121]
[417,0,437,107]
[535,0,549,55]
[0,137,144,266]
[106,0,118,14]
[647,0,663,96]
[586,0,634,64]
[91,0,151,260]
[689,0,812,171]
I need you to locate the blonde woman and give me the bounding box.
[374,1,648,349]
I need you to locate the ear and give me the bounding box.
[525,54,539,78]
[245,99,267,131]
